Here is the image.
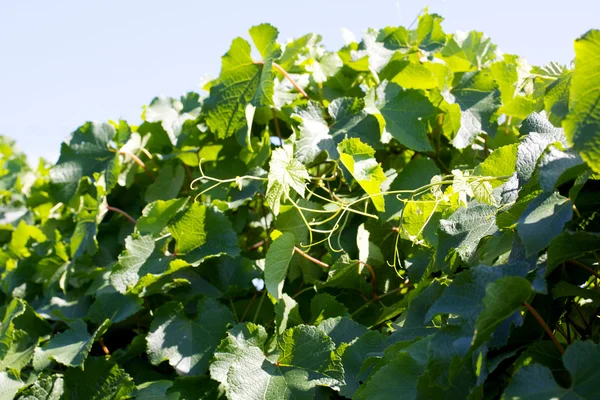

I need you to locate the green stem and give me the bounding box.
[252,290,267,323]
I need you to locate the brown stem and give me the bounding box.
[294,247,329,268]
[356,261,378,300]
[139,147,160,169]
[119,150,156,179]
[273,62,309,98]
[247,240,266,251]
[98,338,110,355]
[106,205,137,225]
[567,260,600,281]
[255,61,308,98]
[523,302,564,355]
[271,108,283,142]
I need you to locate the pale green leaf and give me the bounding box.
[147,299,234,376]
[210,324,344,400]
[338,138,386,211]
[264,232,296,300]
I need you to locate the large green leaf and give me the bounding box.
[563,30,600,174]
[136,198,189,236]
[471,276,532,350]
[264,232,296,300]
[143,94,201,146]
[109,235,172,294]
[293,99,380,164]
[0,371,24,399]
[547,230,600,269]
[210,324,344,400]
[168,203,240,263]
[205,24,281,139]
[354,351,424,400]
[338,138,386,211]
[15,374,64,400]
[63,356,135,400]
[538,146,586,192]
[34,319,109,369]
[147,299,234,376]
[49,122,119,202]
[449,70,501,149]
[504,340,600,399]
[370,83,436,152]
[437,203,498,270]
[516,192,573,255]
[144,164,185,203]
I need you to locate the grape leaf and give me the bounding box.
[168,203,240,263]
[144,164,185,203]
[266,145,310,215]
[143,94,201,146]
[49,122,120,202]
[264,232,296,300]
[147,299,234,376]
[369,83,436,152]
[0,371,24,399]
[437,203,498,271]
[210,324,344,400]
[15,374,64,400]
[564,30,600,174]
[338,138,386,211]
[516,192,573,255]
[504,340,600,399]
[63,356,135,400]
[205,24,281,139]
[34,319,109,369]
[448,70,501,149]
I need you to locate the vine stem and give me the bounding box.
[240,292,257,322]
[356,261,378,300]
[522,302,565,355]
[247,240,266,251]
[351,287,404,318]
[567,260,600,280]
[119,150,156,179]
[252,290,267,323]
[106,205,137,225]
[255,61,308,98]
[294,247,329,268]
[292,286,315,299]
[271,108,283,143]
[98,338,110,355]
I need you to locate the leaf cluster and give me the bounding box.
[1,12,600,400]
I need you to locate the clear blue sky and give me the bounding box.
[1,0,598,163]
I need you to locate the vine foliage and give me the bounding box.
[1,11,600,399]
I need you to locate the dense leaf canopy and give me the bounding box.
[1,11,599,399]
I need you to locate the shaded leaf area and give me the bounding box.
[0,14,599,400]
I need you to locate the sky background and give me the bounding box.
[1,0,598,163]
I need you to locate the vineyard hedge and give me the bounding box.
[1,10,600,399]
